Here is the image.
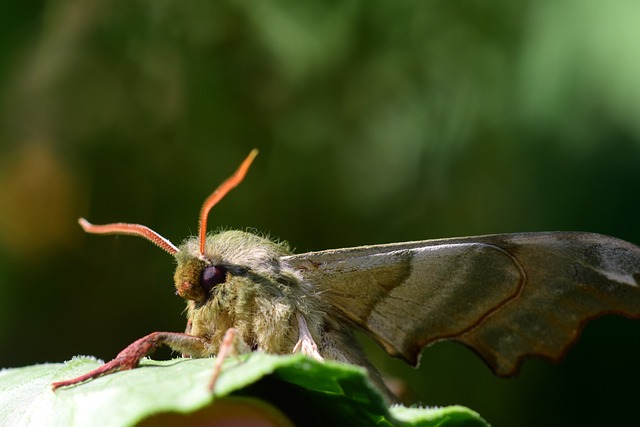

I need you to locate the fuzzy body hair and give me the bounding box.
[172,230,376,379]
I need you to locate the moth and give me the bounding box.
[52,149,640,399]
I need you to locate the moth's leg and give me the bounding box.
[208,327,253,391]
[208,327,239,391]
[292,313,323,361]
[52,332,209,390]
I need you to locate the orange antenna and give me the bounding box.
[78,218,179,255]
[198,149,259,256]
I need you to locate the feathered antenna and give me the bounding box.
[198,149,259,256]
[77,218,179,255]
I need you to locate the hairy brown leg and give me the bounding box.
[52,332,209,391]
[208,328,237,391]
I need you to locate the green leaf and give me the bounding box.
[0,354,489,427]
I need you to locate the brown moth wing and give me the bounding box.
[283,232,640,376]
[454,232,640,375]
[285,241,525,362]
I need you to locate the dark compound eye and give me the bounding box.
[199,265,227,293]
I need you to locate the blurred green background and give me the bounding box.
[1,1,639,425]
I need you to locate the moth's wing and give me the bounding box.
[285,238,524,365]
[282,232,640,376]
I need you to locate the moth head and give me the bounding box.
[78,149,258,304]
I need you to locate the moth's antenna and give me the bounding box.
[198,149,259,256]
[78,218,179,255]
